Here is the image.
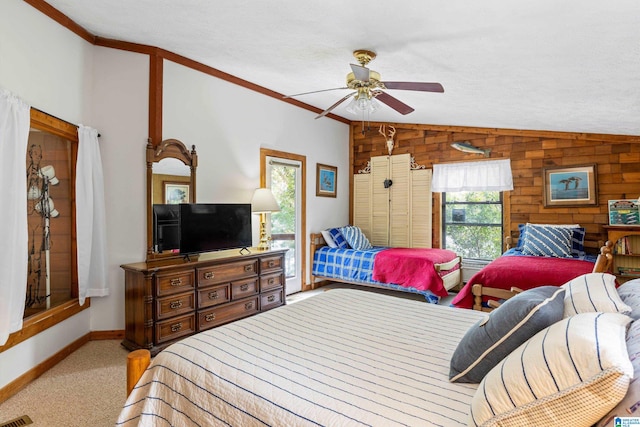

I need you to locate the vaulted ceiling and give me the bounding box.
[42,0,640,135]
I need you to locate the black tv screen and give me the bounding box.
[179,203,252,254]
[152,204,180,253]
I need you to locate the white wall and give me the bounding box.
[163,60,350,267]
[0,0,350,389]
[0,0,93,389]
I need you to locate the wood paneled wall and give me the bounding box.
[350,122,640,251]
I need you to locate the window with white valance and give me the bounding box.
[431,158,513,192]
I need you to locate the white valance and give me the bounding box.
[431,158,514,192]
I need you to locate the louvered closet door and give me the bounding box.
[370,156,390,246]
[353,174,372,241]
[410,169,432,248]
[389,154,410,247]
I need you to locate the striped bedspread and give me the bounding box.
[117,289,485,426]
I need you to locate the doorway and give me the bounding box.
[260,149,306,295]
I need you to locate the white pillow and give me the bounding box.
[596,319,640,426]
[320,229,337,248]
[562,273,632,318]
[470,312,633,427]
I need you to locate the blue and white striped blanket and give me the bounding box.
[117,289,485,426]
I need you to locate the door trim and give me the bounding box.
[260,149,309,291]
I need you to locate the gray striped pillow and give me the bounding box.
[470,312,633,427]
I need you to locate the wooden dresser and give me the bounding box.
[121,248,286,355]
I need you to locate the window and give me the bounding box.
[442,191,503,261]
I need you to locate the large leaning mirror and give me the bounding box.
[146,139,197,261]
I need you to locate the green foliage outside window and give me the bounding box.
[443,191,503,261]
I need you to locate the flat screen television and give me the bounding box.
[152,204,180,253]
[179,203,252,254]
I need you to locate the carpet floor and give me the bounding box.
[0,283,456,426]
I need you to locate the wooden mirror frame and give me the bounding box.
[146,139,197,262]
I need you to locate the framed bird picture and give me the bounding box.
[543,164,598,207]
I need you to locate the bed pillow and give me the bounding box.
[517,223,585,257]
[521,224,573,257]
[470,312,633,427]
[449,286,565,383]
[616,279,640,320]
[562,273,632,318]
[327,227,349,249]
[340,225,372,250]
[320,229,338,248]
[596,319,640,426]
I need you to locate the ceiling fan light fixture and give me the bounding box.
[346,90,378,115]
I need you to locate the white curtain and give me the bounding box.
[76,125,109,305]
[431,158,514,192]
[0,90,30,345]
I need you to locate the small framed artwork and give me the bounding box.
[316,163,337,198]
[542,164,598,207]
[163,182,190,204]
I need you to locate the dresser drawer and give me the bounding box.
[155,313,196,344]
[197,259,258,286]
[231,278,259,300]
[156,269,196,297]
[260,255,284,274]
[261,288,284,311]
[260,272,284,292]
[198,296,259,331]
[198,284,230,309]
[156,291,196,320]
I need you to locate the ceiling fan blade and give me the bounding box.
[350,63,370,81]
[283,87,348,98]
[374,91,415,115]
[315,92,356,119]
[382,81,444,92]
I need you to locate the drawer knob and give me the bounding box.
[244,265,253,272]
[204,272,215,280]
[205,313,216,322]
[245,302,254,310]
[268,278,275,285]
[268,260,275,267]
[169,300,183,310]
[208,291,219,300]
[170,278,182,286]
[240,284,249,292]
[171,322,182,333]
[267,295,276,303]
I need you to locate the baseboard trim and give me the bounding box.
[0,329,125,404]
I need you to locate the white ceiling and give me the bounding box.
[43,0,640,135]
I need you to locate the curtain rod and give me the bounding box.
[32,107,101,138]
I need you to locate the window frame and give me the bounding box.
[441,190,505,262]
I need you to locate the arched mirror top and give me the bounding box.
[146,139,198,262]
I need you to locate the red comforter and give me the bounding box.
[451,255,595,309]
[372,248,458,297]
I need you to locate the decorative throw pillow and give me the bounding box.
[616,279,640,320]
[470,312,633,427]
[327,227,349,249]
[340,225,372,250]
[517,223,585,257]
[562,272,632,318]
[449,286,565,383]
[596,319,640,426]
[521,224,573,257]
[321,229,338,248]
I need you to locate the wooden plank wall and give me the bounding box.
[350,122,640,251]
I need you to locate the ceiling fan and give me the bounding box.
[284,49,444,119]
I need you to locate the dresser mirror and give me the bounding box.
[146,139,197,261]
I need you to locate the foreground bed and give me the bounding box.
[310,232,461,303]
[118,289,485,426]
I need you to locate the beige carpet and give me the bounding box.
[0,340,129,427]
[0,284,455,426]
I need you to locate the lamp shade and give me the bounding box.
[251,188,280,213]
